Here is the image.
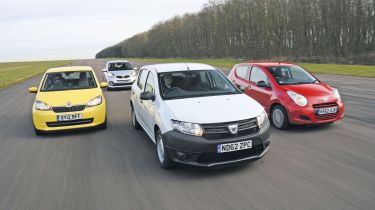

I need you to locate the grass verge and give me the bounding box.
[0,60,71,89]
[124,58,375,78]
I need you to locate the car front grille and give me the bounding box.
[201,118,259,140]
[113,81,134,86]
[197,139,264,164]
[52,105,86,113]
[116,75,130,79]
[312,102,338,109]
[46,118,94,127]
[315,113,338,121]
[313,102,339,121]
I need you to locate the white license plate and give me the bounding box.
[57,114,83,121]
[118,80,129,84]
[217,140,252,153]
[317,107,338,115]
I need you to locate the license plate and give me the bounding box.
[118,80,129,84]
[317,107,338,115]
[217,140,252,153]
[57,114,83,121]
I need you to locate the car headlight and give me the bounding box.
[257,110,268,129]
[287,91,307,106]
[87,96,102,107]
[107,72,115,78]
[332,88,341,101]
[34,100,51,111]
[131,70,136,77]
[171,120,203,136]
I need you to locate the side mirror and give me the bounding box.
[238,86,246,92]
[256,81,270,88]
[101,69,107,72]
[133,67,138,71]
[100,82,108,88]
[140,91,155,101]
[29,87,38,93]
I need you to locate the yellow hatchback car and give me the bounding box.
[29,66,108,135]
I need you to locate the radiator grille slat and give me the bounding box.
[202,118,259,140]
[52,105,86,113]
[313,102,339,120]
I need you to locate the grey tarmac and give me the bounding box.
[0,59,374,210]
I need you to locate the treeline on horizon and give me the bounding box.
[96,0,375,64]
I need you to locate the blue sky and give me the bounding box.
[0,0,208,62]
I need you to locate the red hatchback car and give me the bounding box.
[228,62,344,129]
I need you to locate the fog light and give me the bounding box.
[176,151,192,162]
[109,81,114,86]
[299,115,311,121]
[264,140,270,148]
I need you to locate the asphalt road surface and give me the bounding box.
[0,59,374,210]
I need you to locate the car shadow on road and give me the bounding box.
[106,87,131,91]
[166,160,261,178]
[272,122,338,134]
[31,127,106,139]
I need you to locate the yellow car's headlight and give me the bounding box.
[87,96,102,107]
[34,100,51,111]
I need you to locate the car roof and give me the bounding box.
[107,60,129,63]
[46,66,94,73]
[241,62,294,67]
[143,63,216,73]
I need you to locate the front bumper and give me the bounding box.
[107,77,136,88]
[287,100,345,125]
[32,103,106,131]
[162,121,271,168]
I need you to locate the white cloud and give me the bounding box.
[0,0,207,62]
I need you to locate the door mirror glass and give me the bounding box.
[256,81,269,88]
[140,91,155,101]
[238,85,246,92]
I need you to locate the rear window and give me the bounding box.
[41,71,97,91]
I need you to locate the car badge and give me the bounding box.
[66,102,72,107]
[228,124,238,135]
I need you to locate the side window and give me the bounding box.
[250,67,269,84]
[137,69,147,90]
[236,66,250,80]
[145,72,155,94]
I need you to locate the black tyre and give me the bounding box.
[155,130,174,169]
[271,105,290,129]
[131,108,141,130]
[107,87,111,91]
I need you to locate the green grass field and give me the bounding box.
[127,58,375,78]
[0,60,71,89]
[1,58,373,90]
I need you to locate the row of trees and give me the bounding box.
[96,0,375,64]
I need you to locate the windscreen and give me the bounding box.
[108,62,133,71]
[266,65,318,85]
[158,70,240,100]
[41,71,97,91]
